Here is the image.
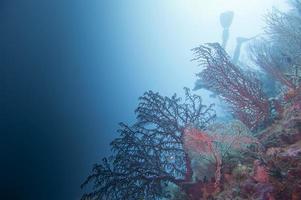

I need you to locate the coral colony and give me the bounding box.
[82,2,301,200]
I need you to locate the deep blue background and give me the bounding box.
[0,1,134,199]
[0,1,199,199]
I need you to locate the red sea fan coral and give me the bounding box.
[192,43,270,130]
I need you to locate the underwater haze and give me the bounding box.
[0,0,288,199]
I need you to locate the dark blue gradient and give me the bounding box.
[0,1,126,199]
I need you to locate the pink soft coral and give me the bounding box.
[253,160,269,183]
[184,128,222,190]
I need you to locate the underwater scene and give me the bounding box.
[3,1,301,200]
[81,1,301,200]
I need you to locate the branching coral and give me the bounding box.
[249,2,301,97]
[192,43,270,130]
[249,41,295,90]
[81,89,215,200]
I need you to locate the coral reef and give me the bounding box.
[83,2,301,200]
[197,93,301,200]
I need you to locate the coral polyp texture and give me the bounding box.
[83,1,301,200]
